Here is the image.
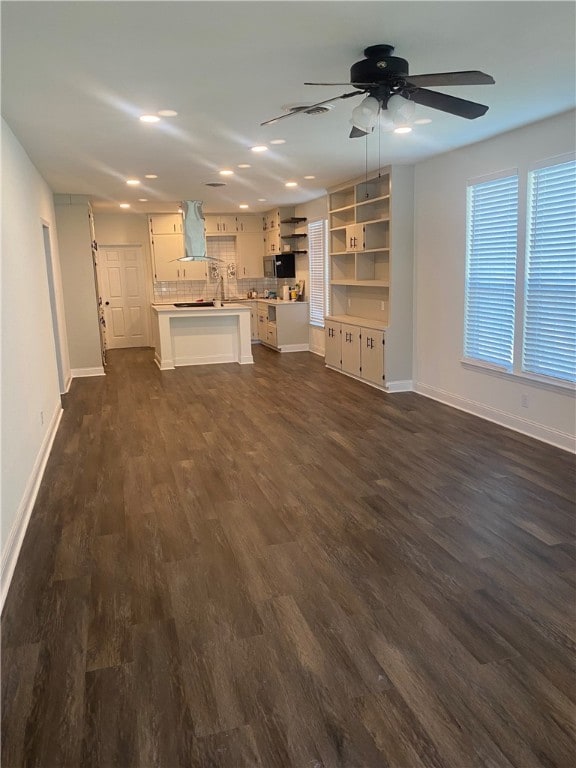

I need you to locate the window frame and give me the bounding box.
[462,153,576,392]
[308,218,329,328]
[463,169,519,373]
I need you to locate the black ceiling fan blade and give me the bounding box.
[404,70,495,87]
[260,91,360,126]
[305,81,379,87]
[408,87,489,119]
[349,125,370,138]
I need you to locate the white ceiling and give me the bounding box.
[2,1,575,214]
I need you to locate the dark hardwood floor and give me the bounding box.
[2,346,575,767]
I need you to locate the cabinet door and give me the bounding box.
[150,214,183,235]
[341,324,361,376]
[235,215,261,234]
[324,321,342,368]
[181,261,207,280]
[219,215,237,233]
[266,230,281,254]
[361,328,385,385]
[345,223,364,252]
[237,233,264,278]
[257,312,267,340]
[204,216,220,235]
[152,234,184,280]
[250,306,258,340]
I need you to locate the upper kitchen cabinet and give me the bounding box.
[150,221,206,281]
[149,213,183,235]
[234,214,262,234]
[326,166,414,391]
[204,215,238,234]
[263,207,307,255]
[236,233,264,278]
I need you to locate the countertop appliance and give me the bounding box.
[263,252,296,279]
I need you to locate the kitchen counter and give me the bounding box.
[151,303,253,369]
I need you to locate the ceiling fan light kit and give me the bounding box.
[262,43,495,138]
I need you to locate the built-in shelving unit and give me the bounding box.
[325,166,414,392]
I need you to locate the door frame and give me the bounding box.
[96,244,153,349]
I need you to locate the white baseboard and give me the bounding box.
[414,382,575,453]
[279,344,310,353]
[386,379,414,393]
[71,366,105,378]
[1,403,63,611]
[63,372,72,393]
[309,347,324,357]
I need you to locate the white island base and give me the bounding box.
[152,304,253,370]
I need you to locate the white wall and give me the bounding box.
[54,197,103,372]
[1,119,68,601]
[295,195,329,355]
[413,110,576,450]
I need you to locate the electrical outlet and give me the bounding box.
[521,393,529,408]
[381,301,385,310]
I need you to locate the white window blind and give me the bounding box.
[308,219,328,326]
[464,174,519,369]
[523,159,576,383]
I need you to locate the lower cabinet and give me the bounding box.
[324,318,385,388]
[257,301,309,352]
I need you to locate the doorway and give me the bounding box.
[96,246,151,349]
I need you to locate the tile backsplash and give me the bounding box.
[153,276,293,304]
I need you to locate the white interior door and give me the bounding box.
[97,246,150,349]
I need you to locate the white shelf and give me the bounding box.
[331,280,390,287]
[355,194,390,207]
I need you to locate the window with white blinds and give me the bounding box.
[464,174,519,369]
[308,219,329,326]
[523,160,576,383]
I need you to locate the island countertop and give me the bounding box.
[152,302,250,312]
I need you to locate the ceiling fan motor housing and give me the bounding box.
[351,44,409,85]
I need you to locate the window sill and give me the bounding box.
[310,321,325,329]
[461,358,575,395]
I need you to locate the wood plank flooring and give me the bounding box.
[2,345,575,767]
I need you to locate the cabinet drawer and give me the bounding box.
[266,325,278,347]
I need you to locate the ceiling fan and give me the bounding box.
[261,44,495,138]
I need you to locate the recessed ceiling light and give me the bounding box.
[138,198,148,202]
[126,179,140,185]
[414,118,432,125]
[304,175,316,180]
[145,174,158,179]
[285,181,298,187]
[219,169,234,176]
[250,145,268,153]
[239,204,249,209]
[394,126,413,134]
[158,109,178,117]
[270,139,286,145]
[119,203,131,208]
[258,198,267,202]
[238,163,251,168]
[139,115,160,123]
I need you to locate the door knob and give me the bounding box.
[105,301,110,305]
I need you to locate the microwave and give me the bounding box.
[263,252,296,279]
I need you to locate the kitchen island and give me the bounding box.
[151,303,253,370]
